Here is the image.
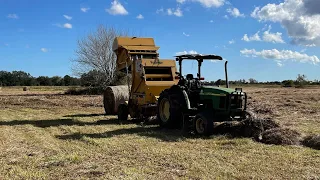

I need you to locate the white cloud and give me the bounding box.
[167,8,183,17]
[229,39,235,44]
[41,48,48,53]
[156,8,164,14]
[240,48,320,65]
[276,61,284,67]
[183,32,190,37]
[209,20,214,23]
[81,7,90,12]
[7,14,19,19]
[176,50,198,55]
[242,32,261,42]
[63,23,72,29]
[136,14,144,19]
[53,23,72,29]
[223,15,229,19]
[4,44,9,47]
[263,26,285,43]
[193,0,225,8]
[226,8,244,18]
[301,49,307,53]
[242,26,285,44]
[251,0,320,46]
[63,15,72,20]
[177,0,225,8]
[106,0,128,15]
[177,0,186,3]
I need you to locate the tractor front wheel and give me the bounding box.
[193,113,214,136]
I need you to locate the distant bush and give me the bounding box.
[295,74,308,88]
[64,87,105,95]
[282,80,294,87]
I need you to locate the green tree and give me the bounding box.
[51,76,64,86]
[37,76,52,86]
[295,74,308,87]
[63,75,72,86]
[248,78,258,84]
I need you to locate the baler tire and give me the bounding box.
[117,104,128,123]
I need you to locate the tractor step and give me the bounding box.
[141,104,157,117]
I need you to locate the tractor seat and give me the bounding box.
[186,74,194,80]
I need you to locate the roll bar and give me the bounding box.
[175,54,229,88]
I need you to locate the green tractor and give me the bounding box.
[157,54,252,135]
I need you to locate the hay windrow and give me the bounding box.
[302,135,320,150]
[260,128,302,145]
[213,118,281,140]
[212,118,310,147]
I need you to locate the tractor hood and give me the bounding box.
[201,86,235,95]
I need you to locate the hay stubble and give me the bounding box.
[0,87,319,179]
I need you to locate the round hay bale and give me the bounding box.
[261,128,302,145]
[103,85,130,115]
[302,135,320,150]
[23,87,30,91]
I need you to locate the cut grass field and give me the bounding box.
[0,86,319,179]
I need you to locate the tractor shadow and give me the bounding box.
[63,113,107,118]
[54,117,231,142]
[55,116,269,142]
[55,125,191,142]
[55,122,259,143]
[0,112,263,142]
[0,118,126,128]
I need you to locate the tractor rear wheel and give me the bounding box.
[117,104,128,123]
[193,113,214,136]
[157,87,186,129]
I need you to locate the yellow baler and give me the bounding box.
[112,37,178,120]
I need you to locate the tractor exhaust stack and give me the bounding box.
[225,61,229,88]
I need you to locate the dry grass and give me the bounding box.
[0,86,319,179]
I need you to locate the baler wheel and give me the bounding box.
[117,104,128,123]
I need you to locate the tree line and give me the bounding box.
[0,70,127,87]
[204,74,320,87]
[0,71,81,86]
[1,70,318,88]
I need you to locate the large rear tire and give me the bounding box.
[157,87,186,129]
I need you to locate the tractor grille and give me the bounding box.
[230,94,244,109]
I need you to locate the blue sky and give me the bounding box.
[1,0,319,82]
